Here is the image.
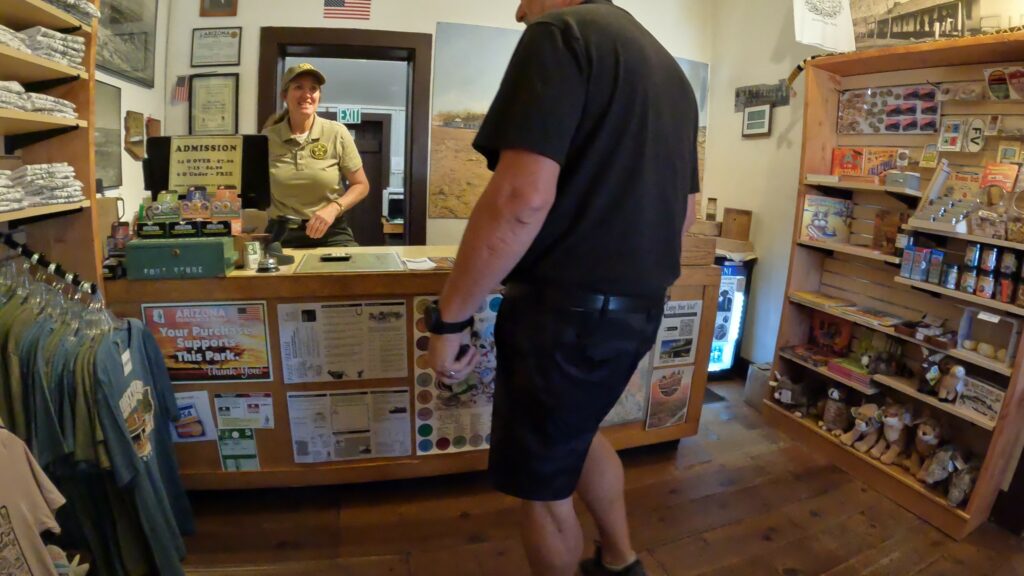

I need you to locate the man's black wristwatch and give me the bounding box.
[424,302,473,335]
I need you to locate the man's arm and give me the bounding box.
[438,149,559,322]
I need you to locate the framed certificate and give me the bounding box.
[189,73,240,136]
[191,27,242,67]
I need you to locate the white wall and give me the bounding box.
[163,0,714,244]
[703,0,819,364]
[96,0,170,216]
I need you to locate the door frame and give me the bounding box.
[352,111,392,246]
[258,27,431,245]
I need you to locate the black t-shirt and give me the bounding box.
[473,0,700,299]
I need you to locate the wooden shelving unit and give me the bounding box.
[0,1,102,287]
[0,0,93,35]
[778,350,879,394]
[772,35,1024,540]
[788,295,1014,377]
[804,175,922,198]
[797,239,901,264]
[0,44,88,85]
[0,109,86,136]
[894,276,1024,317]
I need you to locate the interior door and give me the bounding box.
[344,113,390,246]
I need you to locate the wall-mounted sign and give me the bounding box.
[337,107,362,124]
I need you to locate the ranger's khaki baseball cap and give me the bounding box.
[280,63,326,91]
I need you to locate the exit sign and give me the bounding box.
[337,107,362,124]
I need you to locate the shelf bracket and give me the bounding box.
[4,125,79,155]
[23,75,84,93]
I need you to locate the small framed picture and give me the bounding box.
[200,0,238,17]
[191,27,242,67]
[189,73,239,135]
[742,105,771,137]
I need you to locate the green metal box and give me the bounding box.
[126,238,237,280]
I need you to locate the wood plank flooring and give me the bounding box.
[183,381,1024,575]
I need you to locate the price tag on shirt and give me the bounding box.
[977,311,1001,324]
[122,349,133,376]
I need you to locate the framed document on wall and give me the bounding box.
[191,27,242,67]
[189,73,239,135]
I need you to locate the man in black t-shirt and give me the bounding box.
[426,1,699,574]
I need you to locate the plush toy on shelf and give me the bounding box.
[917,444,967,485]
[769,374,815,418]
[947,459,981,507]
[840,403,882,452]
[869,401,913,465]
[817,386,852,437]
[868,350,901,376]
[936,364,966,402]
[901,416,942,476]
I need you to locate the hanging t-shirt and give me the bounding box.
[93,323,188,576]
[0,427,65,576]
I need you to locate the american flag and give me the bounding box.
[237,306,264,321]
[323,0,372,20]
[173,75,189,103]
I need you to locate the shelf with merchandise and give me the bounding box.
[0,0,93,36]
[0,44,88,85]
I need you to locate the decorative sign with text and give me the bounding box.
[167,135,242,192]
[143,302,272,383]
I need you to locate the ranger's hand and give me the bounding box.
[307,203,342,239]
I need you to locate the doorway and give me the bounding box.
[258,28,432,245]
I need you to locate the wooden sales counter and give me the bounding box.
[106,239,721,490]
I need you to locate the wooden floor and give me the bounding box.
[183,381,1024,575]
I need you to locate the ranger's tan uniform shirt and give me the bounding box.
[263,116,363,220]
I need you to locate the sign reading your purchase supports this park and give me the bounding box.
[142,302,273,383]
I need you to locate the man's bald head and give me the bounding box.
[515,0,585,24]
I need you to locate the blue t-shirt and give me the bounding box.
[94,321,190,576]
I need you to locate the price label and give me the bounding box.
[978,311,1001,324]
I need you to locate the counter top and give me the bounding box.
[229,245,459,278]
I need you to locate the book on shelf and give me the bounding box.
[842,306,906,327]
[806,174,841,184]
[782,344,838,368]
[790,291,855,308]
[801,196,853,244]
[827,357,874,388]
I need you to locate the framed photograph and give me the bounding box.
[191,27,242,67]
[200,0,238,17]
[742,104,771,137]
[97,0,158,88]
[95,81,122,189]
[189,73,239,136]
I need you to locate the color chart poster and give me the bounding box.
[412,295,501,455]
[142,302,272,383]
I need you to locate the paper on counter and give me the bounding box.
[287,389,411,463]
[403,258,437,271]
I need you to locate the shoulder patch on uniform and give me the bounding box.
[310,142,328,160]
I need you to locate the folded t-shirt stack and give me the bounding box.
[21,27,87,72]
[0,25,31,54]
[0,82,29,114]
[0,170,27,214]
[43,0,102,26]
[24,92,77,119]
[10,163,85,207]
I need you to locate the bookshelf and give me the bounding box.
[769,34,1024,540]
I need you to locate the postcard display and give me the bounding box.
[770,38,1024,540]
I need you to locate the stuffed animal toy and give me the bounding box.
[817,386,851,437]
[947,460,980,507]
[901,416,942,475]
[868,351,900,376]
[869,401,912,464]
[840,403,882,452]
[936,364,966,402]
[917,444,966,485]
[769,374,813,418]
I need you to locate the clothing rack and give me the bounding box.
[1,231,97,295]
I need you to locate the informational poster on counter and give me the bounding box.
[214,393,275,429]
[654,300,703,367]
[218,428,260,471]
[170,391,217,443]
[278,301,408,384]
[412,295,501,455]
[646,366,694,430]
[142,302,272,383]
[287,389,411,463]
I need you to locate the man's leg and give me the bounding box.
[521,498,584,576]
[577,432,635,567]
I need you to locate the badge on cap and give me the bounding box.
[310,142,328,160]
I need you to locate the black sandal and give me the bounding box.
[579,542,647,576]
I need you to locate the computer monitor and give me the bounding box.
[143,135,271,210]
